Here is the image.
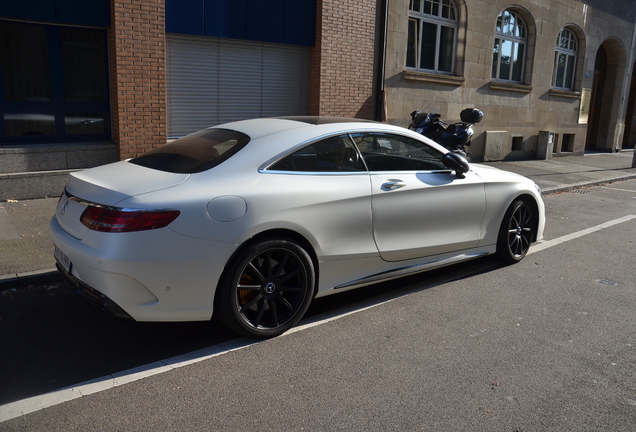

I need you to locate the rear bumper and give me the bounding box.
[56,263,132,320]
[50,215,233,322]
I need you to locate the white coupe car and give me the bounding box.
[51,117,545,338]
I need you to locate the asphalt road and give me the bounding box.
[2,180,636,431]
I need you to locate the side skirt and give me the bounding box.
[333,250,493,291]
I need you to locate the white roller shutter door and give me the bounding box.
[166,34,311,138]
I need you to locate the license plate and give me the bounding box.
[54,245,72,275]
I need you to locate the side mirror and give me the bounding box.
[443,152,470,178]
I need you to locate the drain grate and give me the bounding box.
[569,189,591,194]
[597,279,619,286]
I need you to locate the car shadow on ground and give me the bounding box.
[0,256,504,406]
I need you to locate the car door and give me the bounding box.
[265,134,377,260]
[352,132,486,262]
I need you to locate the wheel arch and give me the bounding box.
[213,228,321,311]
[513,193,540,242]
[495,193,540,263]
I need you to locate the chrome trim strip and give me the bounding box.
[258,129,372,171]
[258,129,457,175]
[64,189,178,213]
[333,252,490,290]
[257,169,370,176]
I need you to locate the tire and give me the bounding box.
[216,239,315,338]
[496,199,535,263]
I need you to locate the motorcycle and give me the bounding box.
[409,106,483,158]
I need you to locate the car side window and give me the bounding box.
[270,134,366,172]
[350,132,448,172]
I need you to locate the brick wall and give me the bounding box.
[110,0,166,160]
[311,0,377,119]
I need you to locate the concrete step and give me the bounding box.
[0,169,78,201]
[0,142,118,201]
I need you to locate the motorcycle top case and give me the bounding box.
[460,108,483,124]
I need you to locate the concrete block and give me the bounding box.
[537,131,555,160]
[0,148,66,174]
[0,170,76,201]
[484,131,507,161]
[67,145,118,169]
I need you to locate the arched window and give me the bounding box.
[492,9,527,82]
[406,0,457,73]
[553,28,578,90]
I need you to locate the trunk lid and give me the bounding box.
[55,161,189,240]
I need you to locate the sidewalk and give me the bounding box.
[1,150,635,290]
[480,150,636,194]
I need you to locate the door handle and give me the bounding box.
[382,180,406,191]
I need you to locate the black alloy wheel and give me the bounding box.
[217,239,315,338]
[497,199,535,263]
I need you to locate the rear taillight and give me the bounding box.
[80,206,180,233]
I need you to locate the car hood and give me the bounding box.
[470,163,534,184]
[66,161,190,206]
[470,163,503,173]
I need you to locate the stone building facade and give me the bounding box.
[383,0,636,161]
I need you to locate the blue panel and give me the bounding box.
[0,0,56,22]
[284,0,315,46]
[56,0,110,27]
[167,0,316,46]
[245,0,284,44]
[204,0,246,39]
[166,0,204,36]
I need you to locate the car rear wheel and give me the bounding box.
[216,239,315,338]
[497,199,535,263]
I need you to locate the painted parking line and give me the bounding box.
[3,214,636,423]
[529,214,636,255]
[0,339,258,423]
[600,186,636,193]
[0,298,386,424]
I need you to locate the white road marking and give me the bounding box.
[0,301,386,423]
[3,214,636,422]
[529,214,636,255]
[600,186,636,193]
[0,340,257,422]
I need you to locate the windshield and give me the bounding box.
[129,129,250,174]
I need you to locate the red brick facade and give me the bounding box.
[107,0,377,160]
[311,0,377,119]
[110,0,167,160]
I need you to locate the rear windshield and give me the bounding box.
[129,129,251,174]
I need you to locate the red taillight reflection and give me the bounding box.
[80,207,180,233]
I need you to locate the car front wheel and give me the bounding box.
[216,239,315,338]
[497,199,535,263]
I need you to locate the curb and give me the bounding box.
[540,173,636,195]
[0,269,62,291]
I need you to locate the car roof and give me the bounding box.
[275,116,379,125]
[199,117,451,172]
[212,117,381,141]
